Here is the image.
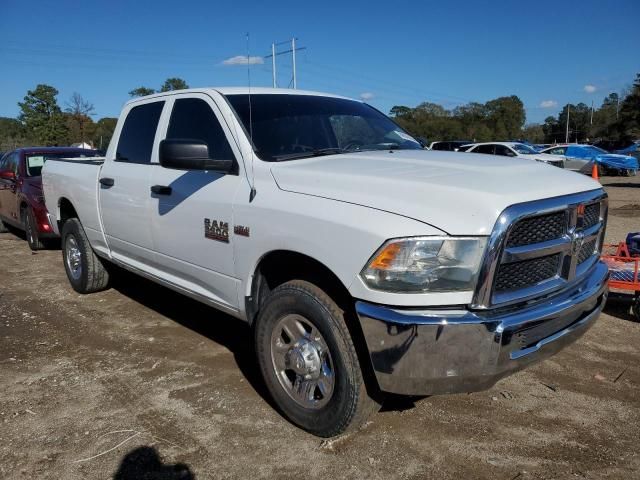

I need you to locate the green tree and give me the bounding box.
[65,92,95,144]
[618,73,640,139]
[389,105,412,118]
[160,77,189,92]
[484,96,525,140]
[0,117,29,150]
[522,124,545,143]
[92,117,118,151]
[129,86,156,97]
[18,84,68,145]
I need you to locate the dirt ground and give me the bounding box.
[1,175,639,480]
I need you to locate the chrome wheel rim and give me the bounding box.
[65,235,82,281]
[271,314,335,409]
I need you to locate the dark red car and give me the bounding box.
[0,147,98,250]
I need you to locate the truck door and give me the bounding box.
[149,94,243,310]
[99,100,164,268]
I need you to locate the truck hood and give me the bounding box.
[270,150,601,235]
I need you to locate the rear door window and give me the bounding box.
[116,102,164,164]
[166,98,235,160]
[494,145,512,156]
[474,144,495,154]
[547,147,566,155]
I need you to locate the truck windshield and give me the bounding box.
[26,151,98,176]
[225,94,422,161]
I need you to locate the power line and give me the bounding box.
[264,38,306,89]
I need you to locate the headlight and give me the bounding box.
[360,237,487,293]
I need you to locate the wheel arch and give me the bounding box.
[246,250,381,395]
[57,197,79,226]
[246,250,352,327]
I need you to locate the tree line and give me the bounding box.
[0,77,189,152]
[390,72,640,145]
[2,73,638,152]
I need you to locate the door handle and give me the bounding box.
[151,185,172,195]
[99,177,115,187]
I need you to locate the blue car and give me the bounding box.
[540,144,639,176]
[615,141,640,161]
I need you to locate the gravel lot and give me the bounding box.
[1,175,639,480]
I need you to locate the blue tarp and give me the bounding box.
[566,145,639,172]
[615,142,640,155]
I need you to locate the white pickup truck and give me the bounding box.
[43,88,609,437]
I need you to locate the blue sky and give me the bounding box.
[0,0,638,124]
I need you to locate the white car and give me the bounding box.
[42,88,608,437]
[464,142,565,168]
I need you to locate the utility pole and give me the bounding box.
[292,37,297,89]
[265,38,306,89]
[565,104,570,143]
[616,95,620,120]
[271,43,277,88]
[590,100,594,125]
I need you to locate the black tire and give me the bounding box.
[254,280,380,437]
[0,220,8,233]
[24,207,45,251]
[632,296,640,323]
[61,218,110,293]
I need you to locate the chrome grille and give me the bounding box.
[583,203,600,229]
[473,190,608,309]
[506,211,566,247]
[577,238,597,264]
[495,254,561,292]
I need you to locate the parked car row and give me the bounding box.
[540,144,638,176]
[0,147,98,250]
[425,139,639,176]
[462,142,566,168]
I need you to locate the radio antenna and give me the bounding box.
[246,33,257,202]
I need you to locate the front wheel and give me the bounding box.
[254,280,380,437]
[61,218,110,293]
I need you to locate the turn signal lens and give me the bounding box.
[361,237,487,293]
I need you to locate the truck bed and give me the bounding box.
[42,156,107,251]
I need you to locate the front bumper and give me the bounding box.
[356,261,609,395]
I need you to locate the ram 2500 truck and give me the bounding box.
[43,88,609,437]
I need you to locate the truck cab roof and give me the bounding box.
[125,87,355,106]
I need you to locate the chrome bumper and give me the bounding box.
[356,261,609,395]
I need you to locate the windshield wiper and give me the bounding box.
[273,148,345,161]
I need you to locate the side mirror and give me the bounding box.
[0,170,16,181]
[506,151,517,157]
[159,139,234,172]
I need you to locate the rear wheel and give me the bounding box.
[61,218,110,293]
[25,208,45,251]
[632,295,640,322]
[254,280,380,437]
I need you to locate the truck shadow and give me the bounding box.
[108,265,425,417]
[108,266,276,411]
[113,446,194,480]
[602,182,640,188]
